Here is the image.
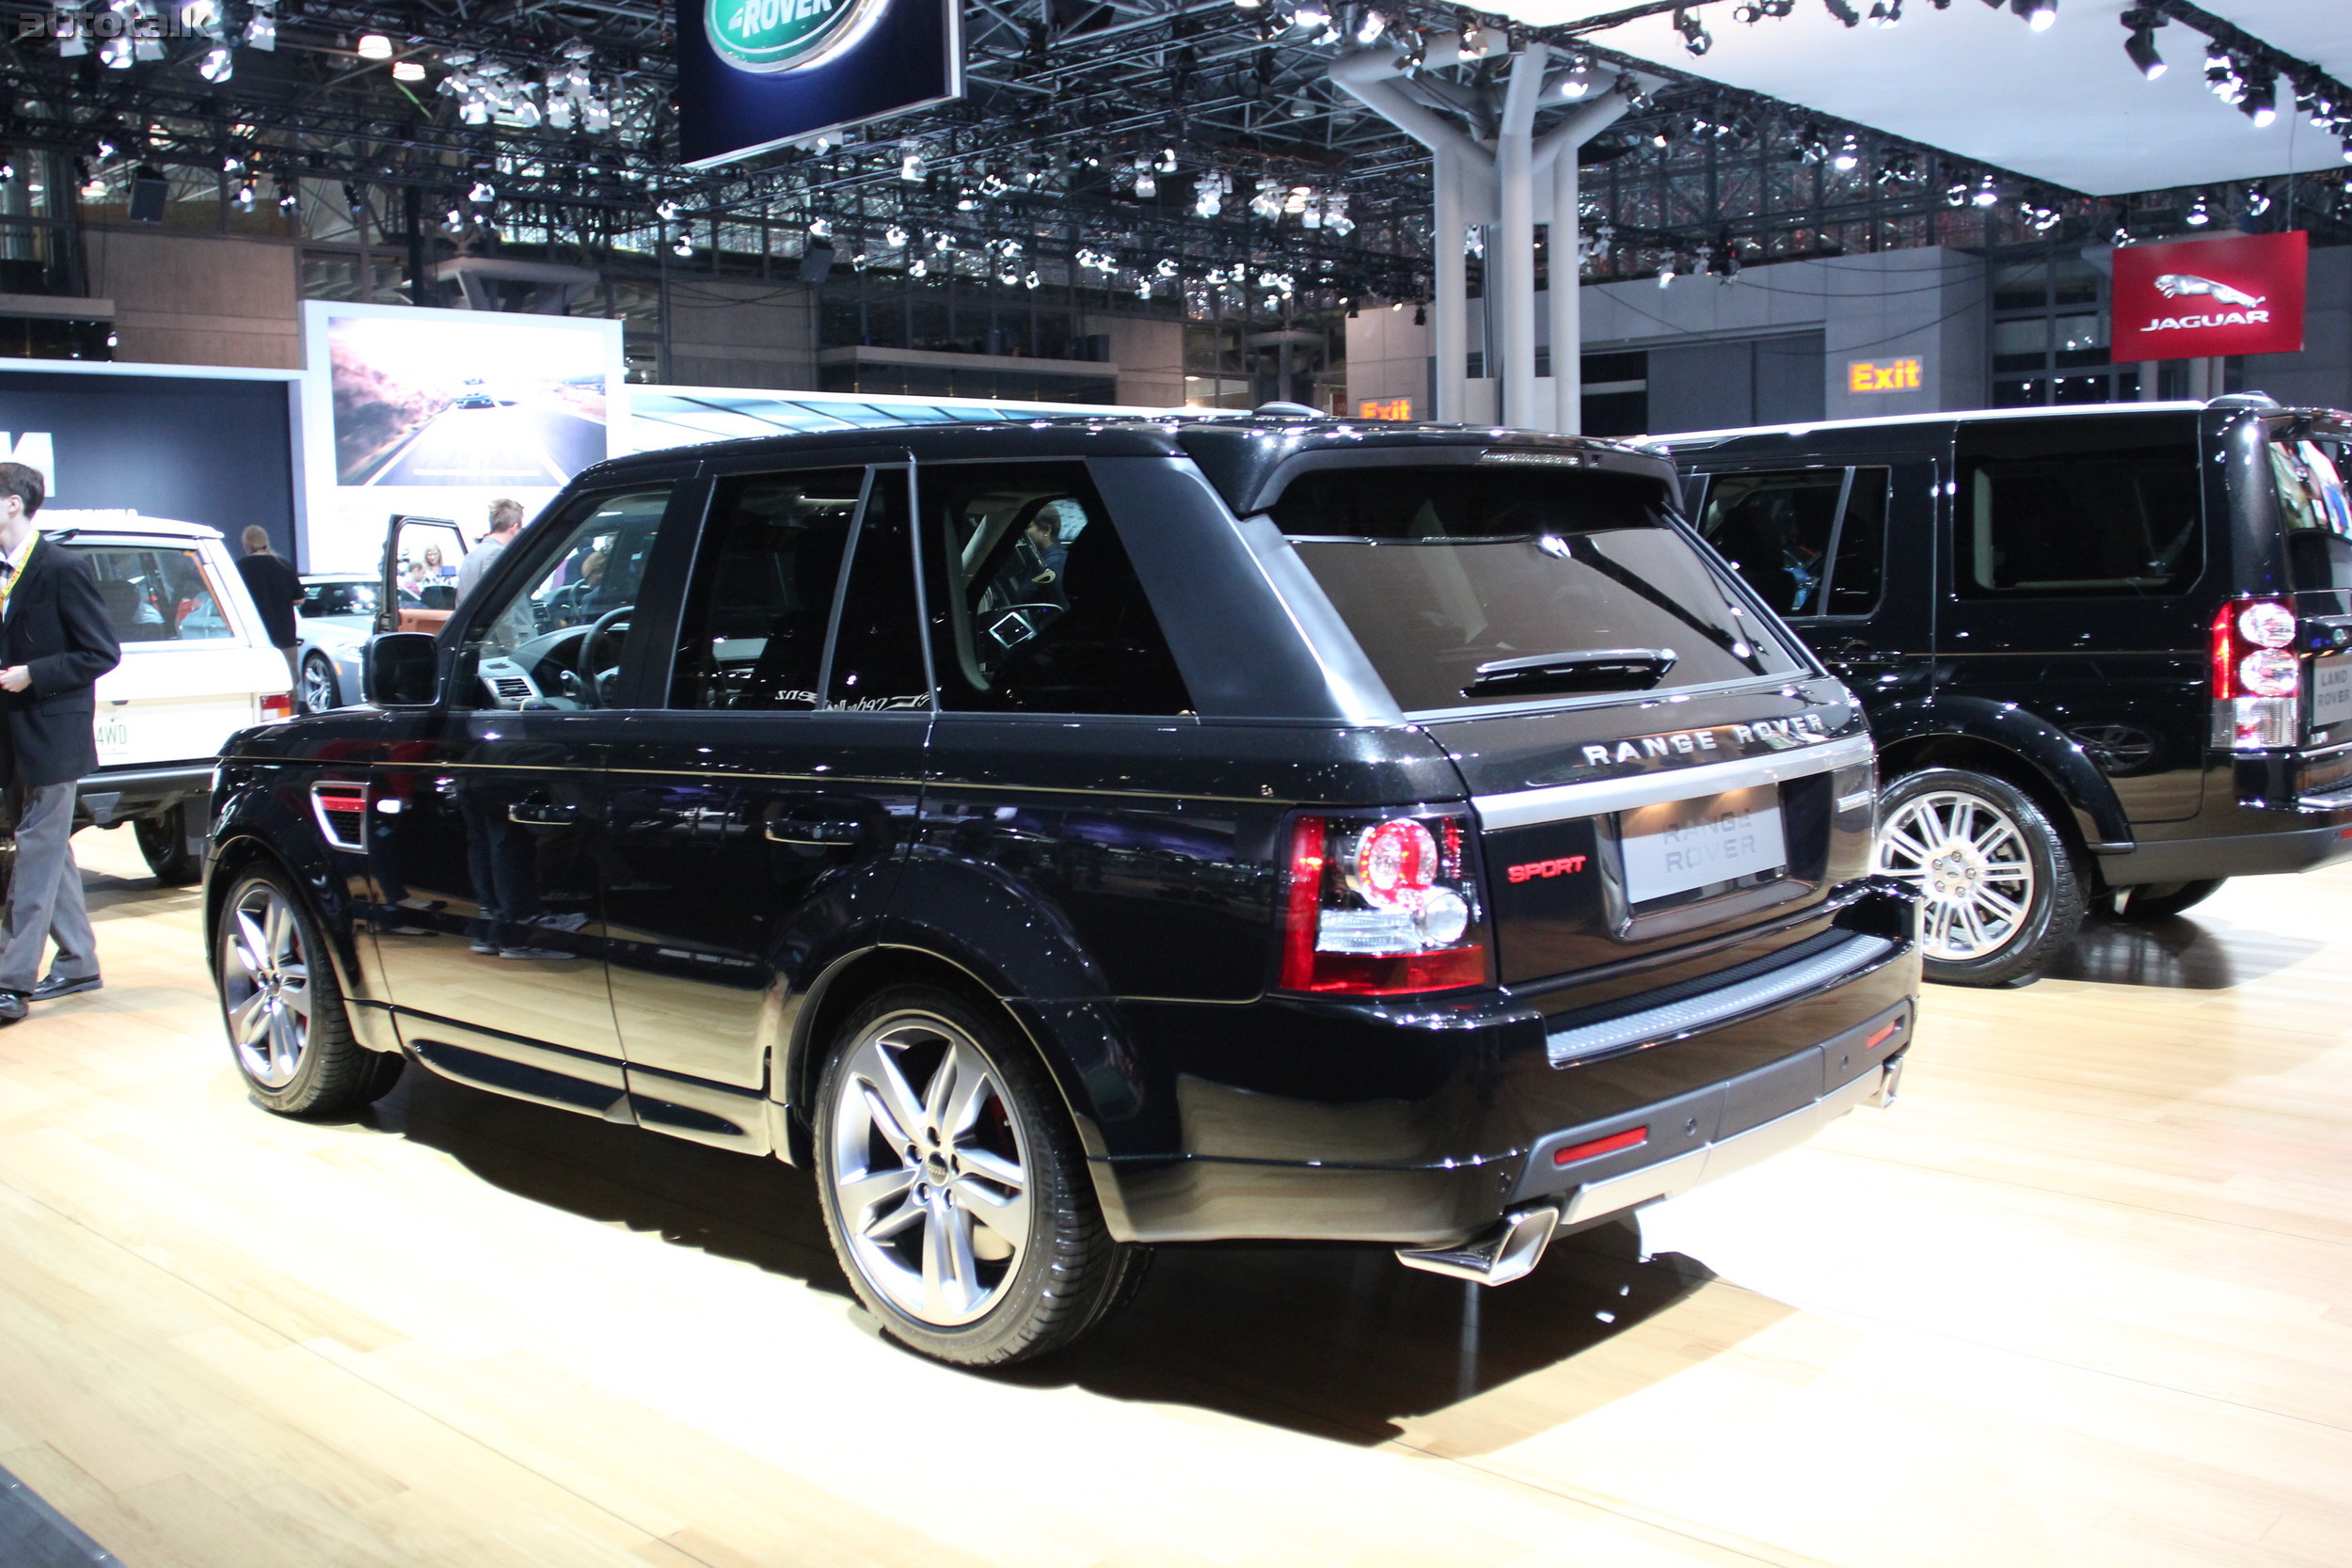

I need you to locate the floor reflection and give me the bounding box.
[2046,911,2321,990]
[366,1067,1736,1451]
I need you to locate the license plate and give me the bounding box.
[2314,655,2352,730]
[93,713,132,757]
[1618,786,1787,904]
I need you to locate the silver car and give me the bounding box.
[296,576,420,712]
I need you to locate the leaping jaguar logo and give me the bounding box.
[2153,273,2265,309]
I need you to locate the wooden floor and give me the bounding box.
[3,828,2349,1568]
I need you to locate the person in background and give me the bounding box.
[0,460,122,1022]
[421,543,453,581]
[455,498,525,605]
[233,525,303,689]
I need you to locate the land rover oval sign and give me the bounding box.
[707,0,888,73]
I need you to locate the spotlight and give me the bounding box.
[356,32,392,59]
[1353,7,1385,45]
[2122,8,2165,79]
[342,182,364,216]
[1972,174,2001,208]
[2244,183,2272,217]
[470,180,496,204]
[1674,6,1710,55]
[1833,135,1861,172]
[2343,135,2352,165]
[898,144,926,182]
[1947,181,1970,207]
[446,202,464,226]
[2010,0,2055,30]
[1867,0,1900,25]
[2185,192,2212,226]
[672,233,693,258]
[1292,2,1330,31]
[1458,21,1489,58]
[1556,57,1595,99]
[1657,256,1677,288]
[1025,271,1041,290]
[808,215,833,240]
[198,45,233,82]
[392,59,425,82]
[884,224,909,247]
[2243,73,2277,127]
[278,182,298,213]
[234,177,254,209]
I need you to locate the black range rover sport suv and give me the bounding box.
[207,417,1921,1366]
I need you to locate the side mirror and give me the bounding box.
[363,632,441,707]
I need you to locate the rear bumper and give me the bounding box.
[2095,816,2352,884]
[76,762,215,824]
[1095,893,1921,1247]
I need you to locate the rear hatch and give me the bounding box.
[1266,453,1877,998]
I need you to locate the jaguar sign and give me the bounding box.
[706,0,889,74]
[678,0,961,166]
[2112,231,2307,362]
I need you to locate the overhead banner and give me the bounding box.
[297,302,627,571]
[676,0,962,168]
[2112,230,2308,363]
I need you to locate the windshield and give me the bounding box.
[65,543,232,644]
[1270,465,1806,712]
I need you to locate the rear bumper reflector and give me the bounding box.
[1545,931,1897,1067]
[1552,1126,1648,1166]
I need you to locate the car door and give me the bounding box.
[1689,454,1937,709]
[377,515,469,634]
[601,456,931,1150]
[366,480,689,1113]
[1938,414,2209,823]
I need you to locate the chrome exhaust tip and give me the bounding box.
[1395,1200,1562,1286]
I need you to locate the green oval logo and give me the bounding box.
[706,0,886,73]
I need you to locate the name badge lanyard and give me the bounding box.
[0,534,33,619]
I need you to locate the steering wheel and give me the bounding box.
[583,605,633,703]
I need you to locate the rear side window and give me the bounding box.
[1957,420,2201,597]
[68,544,231,643]
[1694,467,1888,619]
[2275,434,2352,592]
[920,461,1193,716]
[1270,464,1805,712]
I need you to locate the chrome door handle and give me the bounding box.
[508,800,580,825]
[764,815,861,846]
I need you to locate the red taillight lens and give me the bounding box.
[2211,597,2300,749]
[259,692,294,721]
[1279,811,1489,995]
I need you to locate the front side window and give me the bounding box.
[669,468,865,710]
[1271,464,1805,712]
[1956,424,2201,597]
[921,462,1193,716]
[1695,467,1889,620]
[68,544,230,643]
[458,485,674,709]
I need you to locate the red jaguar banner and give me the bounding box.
[2112,230,2307,362]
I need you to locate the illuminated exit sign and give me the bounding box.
[1848,357,1923,394]
[1359,397,1413,420]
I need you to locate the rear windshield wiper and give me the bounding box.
[1463,647,1677,699]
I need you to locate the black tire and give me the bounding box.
[1874,767,2087,989]
[215,863,404,1117]
[135,801,203,886]
[301,652,341,715]
[2111,879,2226,921]
[812,983,1146,1367]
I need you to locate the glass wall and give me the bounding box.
[1989,248,2139,407]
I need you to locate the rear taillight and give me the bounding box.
[259,692,294,721]
[2211,598,2301,750]
[1278,811,1489,994]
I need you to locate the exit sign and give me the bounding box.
[1359,397,1413,420]
[1849,358,1923,394]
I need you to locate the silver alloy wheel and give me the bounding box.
[222,882,313,1088]
[302,655,337,714]
[1875,789,2038,963]
[828,1010,1033,1328]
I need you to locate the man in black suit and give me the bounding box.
[0,461,123,1022]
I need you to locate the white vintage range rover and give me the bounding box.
[27,512,292,884]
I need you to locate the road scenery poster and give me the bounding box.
[299,302,627,569]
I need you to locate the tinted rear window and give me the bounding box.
[66,544,232,643]
[1270,466,1805,713]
